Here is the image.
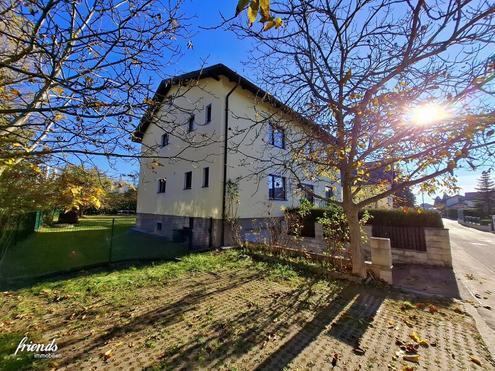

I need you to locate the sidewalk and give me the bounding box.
[393,264,462,298]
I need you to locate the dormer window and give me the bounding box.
[267,122,285,149]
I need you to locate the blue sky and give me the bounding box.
[98,0,482,204]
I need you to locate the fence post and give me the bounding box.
[108,218,115,264]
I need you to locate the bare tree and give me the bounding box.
[229,0,495,275]
[0,0,198,173]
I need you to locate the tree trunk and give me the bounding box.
[346,207,366,277]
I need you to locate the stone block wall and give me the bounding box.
[283,223,326,253]
[363,226,452,267]
[458,220,493,232]
[367,237,393,284]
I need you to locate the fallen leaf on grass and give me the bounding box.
[428,305,438,314]
[388,320,396,328]
[331,353,339,367]
[409,331,429,347]
[404,320,414,328]
[403,354,420,363]
[103,349,112,360]
[401,301,415,311]
[470,356,482,366]
[400,343,419,354]
[353,346,366,355]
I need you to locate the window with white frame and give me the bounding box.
[267,122,285,149]
[158,178,166,193]
[268,174,286,200]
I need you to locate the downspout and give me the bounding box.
[221,83,239,246]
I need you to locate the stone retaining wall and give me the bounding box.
[458,219,493,232]
[363,225,452,267]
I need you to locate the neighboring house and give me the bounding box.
[445,194,466,209]
[420,203,434,210]
[109,179,135,194]
[133,64,342,248]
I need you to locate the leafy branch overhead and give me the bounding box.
[235,0,283,30]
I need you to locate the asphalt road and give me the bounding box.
[443,219,495,333]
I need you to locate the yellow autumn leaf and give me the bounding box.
[54,113,65,121]
[274,17,283,28]
[248,0,259,25]
[52,86,64,95]
[260,0,270,20]
[263,20,276,31]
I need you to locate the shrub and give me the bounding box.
[58,209,79,224]
[286,206,443,230]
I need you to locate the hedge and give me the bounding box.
[363,208,443,228]
[286,206,444,230]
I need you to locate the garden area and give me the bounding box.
[1,250,493,370]
[0,216,187,283]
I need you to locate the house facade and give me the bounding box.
[133,64,342,248]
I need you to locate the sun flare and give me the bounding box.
[409,103,450,125]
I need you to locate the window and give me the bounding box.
[202,167,209,188]
[156,222,162,231]
[188,115,195,132]
[184,171,192,189]
[267,123,285,149]
[268,175,286,200]
[300,183,314,204]
[161,133,169,147]
[158,178,166,193]
[325,186,334,199]
[205,104,212,124]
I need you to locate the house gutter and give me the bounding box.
[221,83,239,246]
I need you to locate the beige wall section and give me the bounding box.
[225,80,341,219]
[137,77,226,218]
[137,75,342,219]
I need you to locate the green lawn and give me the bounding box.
[0,215,187,281]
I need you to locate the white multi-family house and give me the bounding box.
[133,64,342,249]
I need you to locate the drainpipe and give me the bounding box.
[221,83,239,246]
